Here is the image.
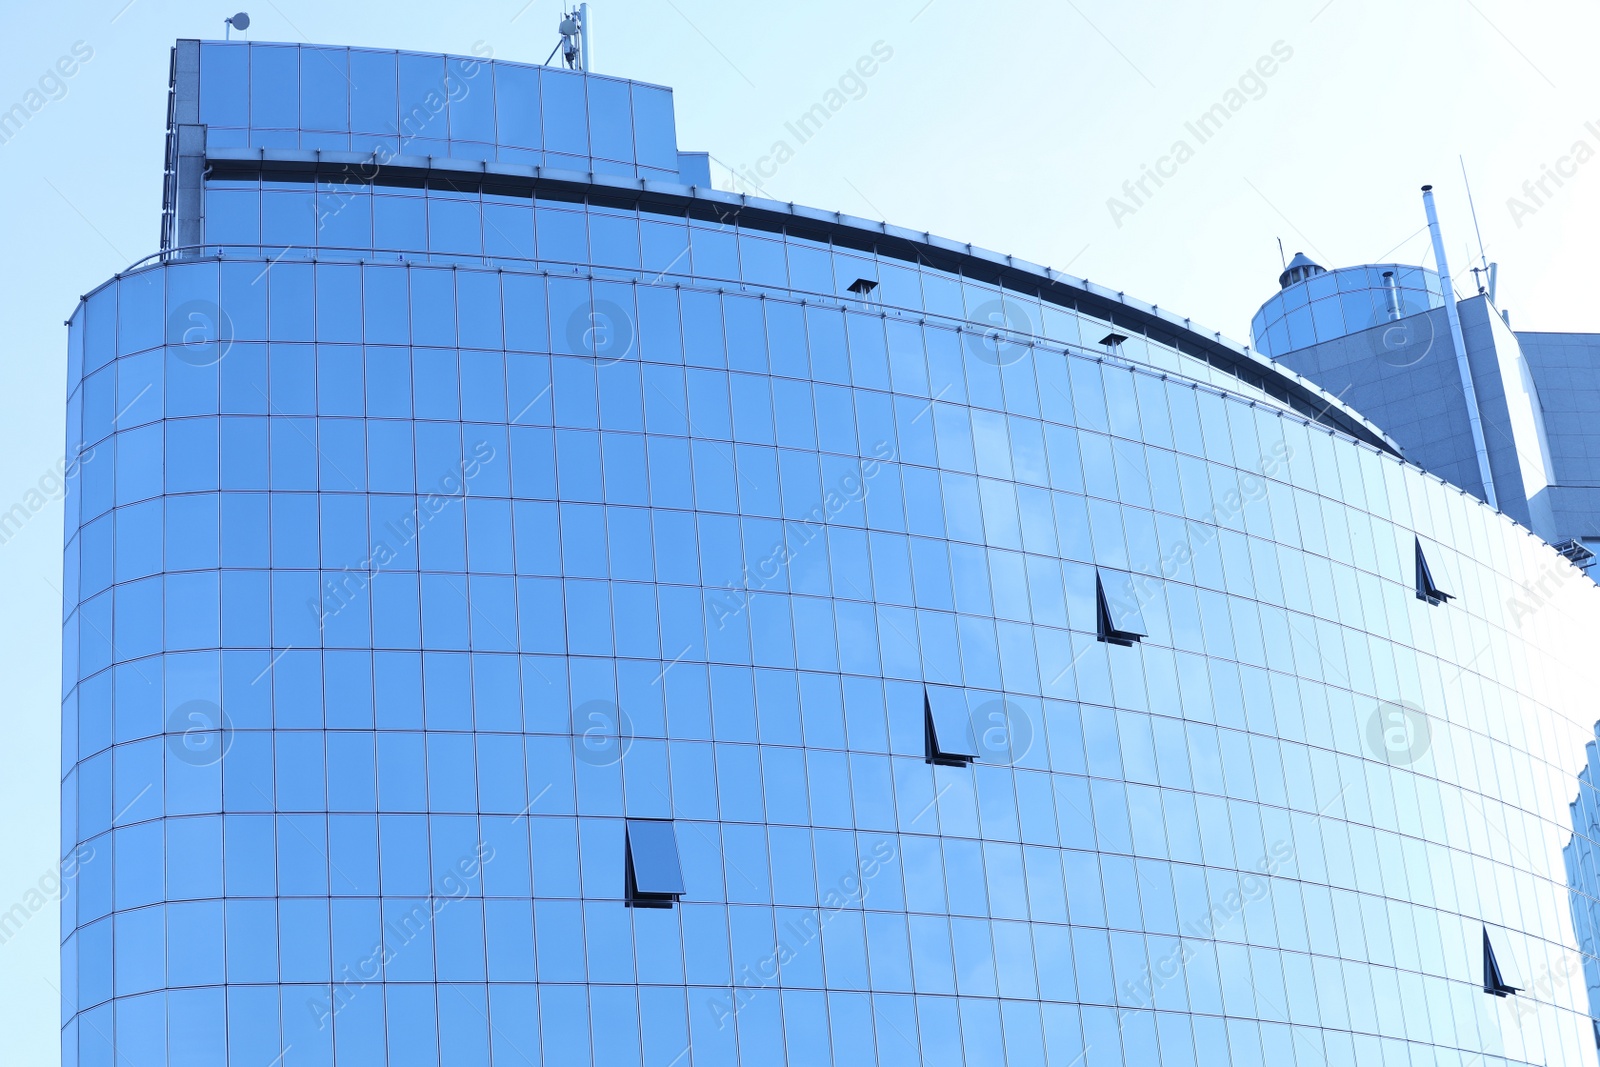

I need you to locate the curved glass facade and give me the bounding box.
[1567,727,1600,1048]
[1252,265,1445,360]
[191,167,1364,432]
[59,38,1600,1067]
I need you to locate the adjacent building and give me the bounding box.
[1251,247,1600,569]
[1566,726,1600,1051]
[59,36,1600,1067]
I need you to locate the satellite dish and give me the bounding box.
[227,12,250,29]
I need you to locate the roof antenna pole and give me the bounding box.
[580,3,591,71]
[554,7,587,70]
[1460,155,1490,287]
[1276,237,1286,270]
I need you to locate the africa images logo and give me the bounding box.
[1365,699,1432,767]
[963,299,1036,367]
[165,699,233,767]
[1365,304,1435,368]
[166,299,235,367]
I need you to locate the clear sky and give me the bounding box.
[3,1,1596,1060]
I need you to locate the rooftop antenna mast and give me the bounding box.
[547,5,590,70]
[1276,237,1286,270]
[1460,155,1491,295]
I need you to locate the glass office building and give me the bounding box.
[1249,247,1600,572]
[59,38,1600,1066]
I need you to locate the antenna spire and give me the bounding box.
[1460,155,1489,279]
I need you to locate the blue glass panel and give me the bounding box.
[540,67,589,157]
[631,84,678,171]
[200,43,249,126]
[588,77,635,163]
[448,56,496,142]
[300,47,349,132]
[249,45,299,129]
